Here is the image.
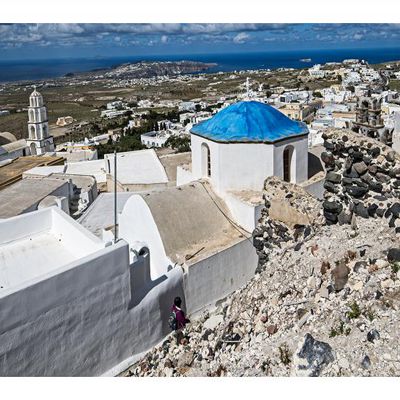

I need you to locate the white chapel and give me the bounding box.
[182,100,309,194]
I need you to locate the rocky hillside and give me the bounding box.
[124,137,400,377]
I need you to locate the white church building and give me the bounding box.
[179,100,309,192]
[26,87,55,155]
[177,100,309,231]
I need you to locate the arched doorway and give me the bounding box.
[201,143,211,177]
[30,142,37,156]
[283,145,294,182]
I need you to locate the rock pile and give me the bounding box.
[321,129,400,231]
[123,177,400,377]
[253,176,324,272]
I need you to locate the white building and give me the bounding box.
[26,88,55,155]
[138,99,152,108]
[178,101,196,112]
[127,118,143,129]
[0,139,29,162]
[343,71,362,86]
[0,207,184,376]
[322,88,351,103]
[308,64,325,79]
[185,100,308,191]
[104,149,169,191]
[0,177,71,219]
[100,109,126,119]
[278,91,311,104]
[56,116,74,127]
[179,111,212,125]
[106,100,124,110]
[177,100,309,231]
[140,131,170,148]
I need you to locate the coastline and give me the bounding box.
[2,47,400,85]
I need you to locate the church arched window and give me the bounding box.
[30,126,36,139]
[201,143,211,177]
[283,145,294,183]
[30,142,37,155]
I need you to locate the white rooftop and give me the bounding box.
[24,160,106,183]
[78,192,135,237]
[66,159,107,183]
[104,149,168,185]
[23,165,66,176]
[0,208,105,294]
[24,149,169,186]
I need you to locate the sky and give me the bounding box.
[1,23,400,60]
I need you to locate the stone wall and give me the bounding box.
[320,129,400,231]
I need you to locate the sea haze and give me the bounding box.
[1,47,400,83]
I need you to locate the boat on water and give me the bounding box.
[300,58,312,62]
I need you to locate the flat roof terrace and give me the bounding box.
[0,177,68,219]
[104,149,168,185]
[0,208,105,294]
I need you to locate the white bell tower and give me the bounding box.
[26,86,55,155]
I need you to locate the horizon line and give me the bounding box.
[3,45,400,63]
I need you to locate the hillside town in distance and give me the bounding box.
[1,47,400,377]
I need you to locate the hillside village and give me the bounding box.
[0,56,399,377]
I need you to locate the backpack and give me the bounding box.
[168,310,177,331]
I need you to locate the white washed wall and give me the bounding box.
[184,238,258,315]
[0,240,184,376]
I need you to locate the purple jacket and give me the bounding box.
[172,305,187,330]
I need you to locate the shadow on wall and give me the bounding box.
[308,152,324,179]
[128,247,187,336]
[157,274,187,335]
[129,247,167,309]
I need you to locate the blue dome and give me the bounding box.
[191,101,308,143]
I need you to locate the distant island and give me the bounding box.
[74,60,217,80]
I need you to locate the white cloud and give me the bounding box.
[233,32,250,44]
[1,23,400,51]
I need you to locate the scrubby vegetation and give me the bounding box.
[165,135,191,153]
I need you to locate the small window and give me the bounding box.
[207,148,211,177]
[283,146,293,182]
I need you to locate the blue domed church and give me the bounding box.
[177,100,309,196]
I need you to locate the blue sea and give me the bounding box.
[1,47,400,83]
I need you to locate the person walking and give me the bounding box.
[169,296,190,345]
